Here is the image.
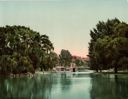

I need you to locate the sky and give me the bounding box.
[0,0,128,57]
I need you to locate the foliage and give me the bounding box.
[59,49,72,67]
[40,51,59,71]
[0,25,55,74]
[75,58,85,66]
[89,18,128,73]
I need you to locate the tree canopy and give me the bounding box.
[89,18,128,73]
[0,25,55,74]
[59,49,72,67]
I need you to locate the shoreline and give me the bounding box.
[1,70,128,78]
[92,71,128,75]
[0,71,51,78]
[0,72,34,78]
[35,71,51,75]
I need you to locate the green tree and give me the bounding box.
[59,49,72,67]
[89,18,128,73]
[0,25,54,74]
[75,58,85,66]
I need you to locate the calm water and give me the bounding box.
[0,72,128,99]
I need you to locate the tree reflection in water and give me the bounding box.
[0,74,54,99]
[0,73,73,99]
[60,73,72,91]
[90,74,128,99]
[1,73,128,99]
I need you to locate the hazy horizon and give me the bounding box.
[0,0,128,57]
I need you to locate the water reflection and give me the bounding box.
[90,74,128,99]
[0,73,128,99]
[60,73,72,91]
[0,74,54,99]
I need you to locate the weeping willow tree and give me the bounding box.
[0,25,55,74]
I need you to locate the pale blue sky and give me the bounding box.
[0,0,128,57]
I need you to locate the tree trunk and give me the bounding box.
[41,67,43,71]
[114,66,118,73]
[96,68,98,72]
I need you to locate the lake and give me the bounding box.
[0,72,128,99]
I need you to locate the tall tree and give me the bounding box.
[0,25,54,74]
[89,18,128,73]
[59,49,72,67]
